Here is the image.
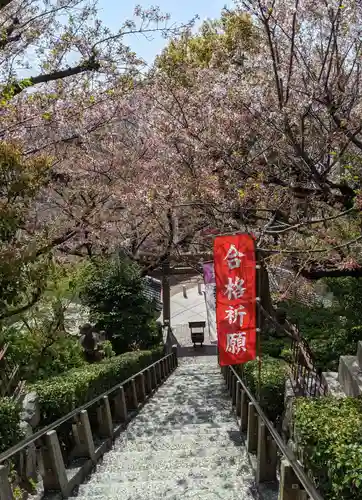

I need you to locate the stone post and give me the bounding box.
[232,375,237,405]
[96,396,113,438]
[278,460,308,500]
[130,378,138,409]
[256,417,277,483]
[240,390,249,432]
[114,386,128,422]
[42,430,68,495]
[73,410,96,463]
[0,465,13,500]
[172,345,178,368]
[152,365,158,387]
[235,381,241,417]
[247,403,258,453]
[157,361,162,383]
[146,369,153,394]
[166,356,171,374]
[138,373,146,402]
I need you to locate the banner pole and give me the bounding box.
[256,249,262,402]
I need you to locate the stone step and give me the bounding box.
[338,355,362,397]
[129,406,234,423]
[89,462,253,484]
[124,421,239,440]
[126,413,236,434]
[76,474,255,499]
[74,489,252,500]
[97,445,244,472]
[114,428,243,452]
[176,365,219,373]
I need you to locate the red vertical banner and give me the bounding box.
[213,233,257,366]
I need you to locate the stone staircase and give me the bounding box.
[71,357,257,499]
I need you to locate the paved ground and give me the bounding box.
[158,284,208,327]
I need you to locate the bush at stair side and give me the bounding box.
[236,355,287,424]
[293,396,362,500]
[0,397,24,453]
[31,346,163,426]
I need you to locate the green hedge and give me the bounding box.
[236,355,287,422]
[32,347,163,426]
[293,397,362,500]
[0,398,23,454]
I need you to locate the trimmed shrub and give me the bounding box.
[293,397,362,500]
[0,398,23,454]
[236,355,287,422]
[32,347,163,426]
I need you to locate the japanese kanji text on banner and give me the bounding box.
[213,234,257,366]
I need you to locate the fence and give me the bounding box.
[222,364,324,500]
[0,350,177,499]
[259,303,327,398]
[290,335,327,397]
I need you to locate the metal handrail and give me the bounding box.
[230,366,324,500]
[0,352,174,464]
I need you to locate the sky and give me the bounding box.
[97,0,233,67]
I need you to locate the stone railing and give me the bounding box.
[222,364,324,500]
[0,349,178,499]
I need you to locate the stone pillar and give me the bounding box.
[42,430,68,495]
[235,381,241,417]
[172,345,178,368]
[0,465,13,500]
[156,361,162,383]
[130,379,138,409]
[152,365,158,387]
[73,410,96,463]
[138,373,146,402]
[256,417,277,483]
[165,356,170,375]
[146,369,153,394]
[114,386,128,422]
[96,396,113,438]
[240,390,249,432]
[278,460,309,500]
[231,375,237,405]
[247,403,258,453]
[168,354,172,372]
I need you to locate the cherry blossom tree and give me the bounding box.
[142,1,362,288]
[0,0,193,318]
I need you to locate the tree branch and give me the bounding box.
[0,287,42,320]
[3,55,100,99]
